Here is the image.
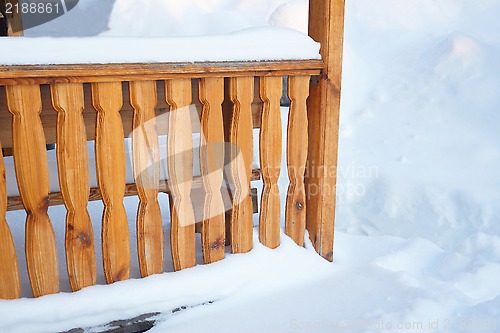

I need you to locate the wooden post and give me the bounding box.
[306,0,345,261]
[0,0,23,36]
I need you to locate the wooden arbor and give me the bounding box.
[0,0,345,299]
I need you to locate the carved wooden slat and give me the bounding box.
[228,77,254,253]
[259,77,282,249]
[129,80,164,277]
[0,140,20,299]
[51,83,96,291]
[165,79,196,271]
[5,84,59,297]
[286,76,310,246]
[199,78,225,263]
[91,82,130,283]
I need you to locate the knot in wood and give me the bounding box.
[78,232,92,248]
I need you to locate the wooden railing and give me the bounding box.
[0,0,345,301]
[0,60,324,299]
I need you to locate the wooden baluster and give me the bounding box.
[0,140,20,299]
[129,80,163,277]
[5,84,59,297]
[91,82,130,283]
[51,83,96,291]
[166,79,196,271]
[228,77,254,253]
[259,77,282,249]
[199,78,225,263]
[285,76,310,246]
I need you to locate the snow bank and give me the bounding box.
[22,0,309,37]
[0,231,332,333]
[103,0,307,37]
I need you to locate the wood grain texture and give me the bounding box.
[129,80,164,277]
[5,84,59,297]
[51,83,96,291]
[92,82,131,283]
[0,140,20,299]
[220,78,260,245]
[166,79,196,271]
[228,77,254,254]
[258,77,282,249]
[199,78,225,263]
[285,76,310,246]
[306,0,345,261]
[0,60,323,86]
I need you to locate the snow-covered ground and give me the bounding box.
[2,0,500,332]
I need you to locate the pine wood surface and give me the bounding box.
[166,79,197,271]
[228,77,254,254]
[306,0,345,261]
[92,82,131,283]
[129,80,164,277]
[0,60,323,86]
[5,84,59,297]
[258,77,282,249]
[199,78,226,263]
[0,139,20,299]
[51,83,97,291]
[285,76,310,246]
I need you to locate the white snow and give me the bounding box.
[2,0,500,332]
[0,27,320,65]
[102,0,301,37]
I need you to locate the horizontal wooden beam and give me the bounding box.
[0,60,324,86]
[6,169,261,212]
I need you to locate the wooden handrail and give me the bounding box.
[0,60,324,86]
